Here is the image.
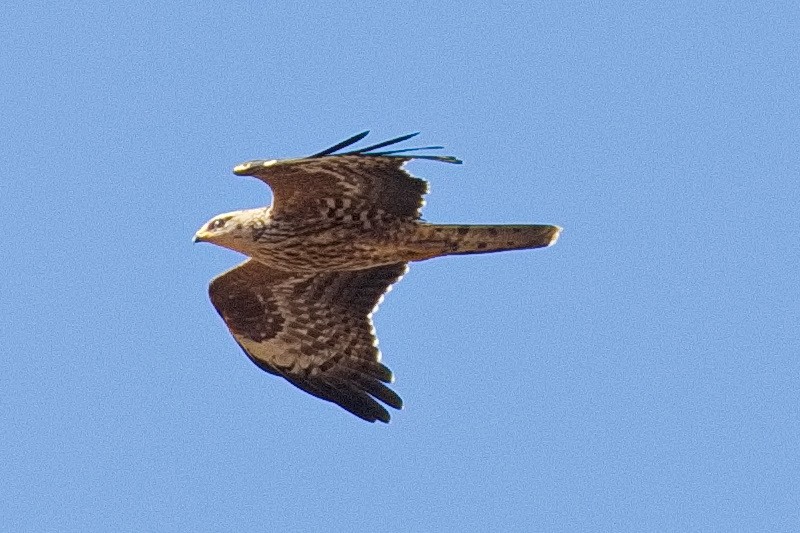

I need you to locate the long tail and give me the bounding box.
[408,223,561,260]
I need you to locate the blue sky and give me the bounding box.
[2,2,798,531]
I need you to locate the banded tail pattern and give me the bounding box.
[409,223,561,260]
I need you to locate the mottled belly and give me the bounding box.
[249,226,412,273]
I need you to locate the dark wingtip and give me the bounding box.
[345,132,421,154]
[310,131,461,164]
[411,155,462,164]
[311,131,370,157]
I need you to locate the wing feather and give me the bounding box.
[310,130,370,157]
[232,132,461,221]
[209,259,408,422]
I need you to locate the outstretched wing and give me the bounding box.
[208,259,409,423]
[231,132,461,222]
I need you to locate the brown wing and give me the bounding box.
[231,132,461,223]
[208,259,409,423]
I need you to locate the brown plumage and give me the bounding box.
[195,132,561,422]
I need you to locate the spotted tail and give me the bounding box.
[410,223,561,260]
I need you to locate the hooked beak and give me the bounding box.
[192,232,205,244]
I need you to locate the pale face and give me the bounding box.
[193,209,265,254]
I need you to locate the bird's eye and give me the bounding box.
[208,218,227,230]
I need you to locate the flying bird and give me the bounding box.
[194,132,561,423]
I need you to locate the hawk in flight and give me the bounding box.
[194,132,560,423]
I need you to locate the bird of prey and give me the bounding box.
[194,131,560,423]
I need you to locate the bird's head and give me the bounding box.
[193,209,264,253]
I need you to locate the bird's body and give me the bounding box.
[210,205,558,273]
[195,132,560,422]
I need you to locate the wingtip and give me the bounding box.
[408,154,462,164]
[312,131,460,164]
[311,131,371,157]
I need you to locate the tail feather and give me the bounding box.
[410,224,561,260]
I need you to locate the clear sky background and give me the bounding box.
[2,2,798,531]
